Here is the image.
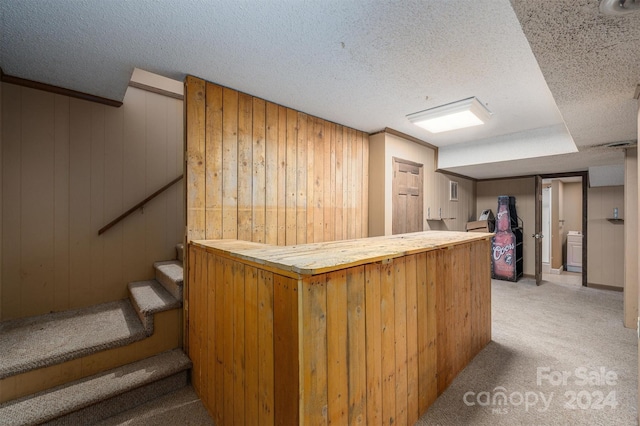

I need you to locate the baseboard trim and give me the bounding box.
[550,266,564,275]
[587,283,624,292]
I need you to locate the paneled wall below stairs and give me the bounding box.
[1,83,184,320]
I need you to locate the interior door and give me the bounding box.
[534,175,543,285]
[392,157,424,235]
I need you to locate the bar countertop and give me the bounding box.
[191,230,492,277]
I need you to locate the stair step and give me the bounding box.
[95,385,213,426]
[176,243,184,263]
[153,260,184,301]
[0,300,146,380]
[128,280,181,335]
[0,349,192,426]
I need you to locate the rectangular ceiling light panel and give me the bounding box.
[407,97,492,133]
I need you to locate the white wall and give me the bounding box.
[1,83,184,320]
[368,131,476,236]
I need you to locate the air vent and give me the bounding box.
[606,140,637,148]
[600,0,640,15]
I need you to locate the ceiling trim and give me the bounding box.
[372,127,438,151]
[435,168,477,183]
[0,69,123,108]
[128,81,184,101]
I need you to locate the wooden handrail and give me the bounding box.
[98,174,184,235]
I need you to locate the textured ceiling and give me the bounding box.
[0,0,636,179]
[510,0,640,148]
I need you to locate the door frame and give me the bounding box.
[538,171,588,287]
[392,157,424,235]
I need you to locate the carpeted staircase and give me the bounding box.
[0,244,188,425]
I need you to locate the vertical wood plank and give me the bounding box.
[277,105,287,246]
[233,261,246,425]
[347,266,366,426]
[53,94,71,312]
[361,135,369,238]
[222,88,239,239]
[346,128,354,239]
[436,247,452,395]
[143,92,168,272]
[258,270,275,425]
[185,76,206,240]
[306,116,316,243]
[342,127,349,240]
[285,108,298,245]
[405,255,419,425]
[244,266,259,426]
[265,101,279,245]
[393,257,408,426]
[188,246,201,395]
[205,83,223,239]
[214,255,226,425]
[197,248,209,407]
[69,98,94,308]
[237,93,253,242]
[425,251,438,405]
[416,252,434,412]
[274,275,299,425]
[302,275,328,425]
[102,98,124,310]
[365,263,382,426]
[323,121,333,242]
[460,245,472,370]
[314,118,324,242]
[206,252,217,417]
[296,112,308,244]
[334,125,344,242]
[1,83,21,319]
[380,261,396,425]
[253,97,267,243]
[353,131,363,238]
[326,270,348,425]
[223,258,234,424]
[90,104,105,303]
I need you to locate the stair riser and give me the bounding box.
[155,271,183,301]
[43,372,188,426]
[176,244,184,263]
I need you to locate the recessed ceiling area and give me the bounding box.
[0,0,637,180]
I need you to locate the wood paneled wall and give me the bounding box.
[1,83,184,320]
[188,240,491,425]
[184,76,369,244]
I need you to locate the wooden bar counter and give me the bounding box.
[187,231,492,425]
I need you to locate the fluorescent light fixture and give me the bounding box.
[406,97,492,133]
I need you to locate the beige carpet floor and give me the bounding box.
[100,275,637,425]
[418,276,637,425]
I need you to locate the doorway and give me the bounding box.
[392,157,424,235]
[536,173,588,286]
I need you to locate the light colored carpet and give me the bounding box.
[417,277,637,425]
[0,349,191,425]
[0,300,146,379]
[95,385,214,426]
